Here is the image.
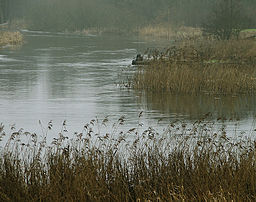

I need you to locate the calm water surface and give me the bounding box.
[1,31,256,134]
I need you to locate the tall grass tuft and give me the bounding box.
[138,24,203,40]
[1,117,256,200]
[0,31,23,47]
[132,39,256,95]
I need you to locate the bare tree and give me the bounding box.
[0,0,10,24]
[203,0,249,40]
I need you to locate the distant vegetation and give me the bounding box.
[202,0,254,40]
[0,0,9,24]
[2,0,255,34]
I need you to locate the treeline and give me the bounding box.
[0,0,9,24]
[5,0,256,31]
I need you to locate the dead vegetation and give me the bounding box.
[1,116,256,201]
[138,24,203,40]
[0,31,23,47]
[132,39,256,95]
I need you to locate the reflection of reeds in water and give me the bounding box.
[138,92,256,120]
[1,116,256,200]
[132,39,256,95]
[0,31,23,47]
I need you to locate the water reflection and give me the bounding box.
[138,92,256,120]
[0,32,170,132]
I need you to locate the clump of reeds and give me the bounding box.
[1,115,256,201]
[138,24,203,40]
[132,39,256,95]
[0,31,24,47]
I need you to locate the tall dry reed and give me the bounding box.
[1,116,256,201]
[138,24,203,40]
[132,39,256,95]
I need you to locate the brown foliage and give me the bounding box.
[1,117,256,200]
[132,39,256,95]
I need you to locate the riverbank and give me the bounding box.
[131,39,256,95]
[1,117,256,201]
[0,31,23,47]
[72,25,203,40]
[137,24,203,40]
[137,25,256,40]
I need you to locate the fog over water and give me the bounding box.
[5,0,256,31]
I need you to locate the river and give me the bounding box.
[0,31,256,135]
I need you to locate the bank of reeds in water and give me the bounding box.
[132,39,256,95]
[1,115,256,201]
[0,31,23,47]
[138,24,203,40]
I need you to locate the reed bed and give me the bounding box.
[0,31,23,47]
[132,39,256,95]
[1,116,256,201]
[138,25,203,40]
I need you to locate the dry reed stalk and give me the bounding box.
[1,117,256,200]
[132,39,256,95]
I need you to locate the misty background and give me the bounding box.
[2,0,256,32]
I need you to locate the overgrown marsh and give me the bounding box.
[132,39,256,95]
[1,115,256,201]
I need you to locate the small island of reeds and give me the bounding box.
[131,38,256,95]
[0,31,24,48]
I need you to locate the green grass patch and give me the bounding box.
[241,28,256,32]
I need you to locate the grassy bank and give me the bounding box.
[132,39,256,95]
[0,31,23,47]
[137,25,256,40]
[240,29,256,39]
[1,117,256,200]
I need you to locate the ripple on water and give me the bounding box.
[55,58,131,68]
[0,55,23,62]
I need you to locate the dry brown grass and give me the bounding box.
[138,24,256,41]
[138,24,203,40]
[1,116,256,201]
[132,39,256,95]
[0,31,24,47]
[133,63,256,95]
